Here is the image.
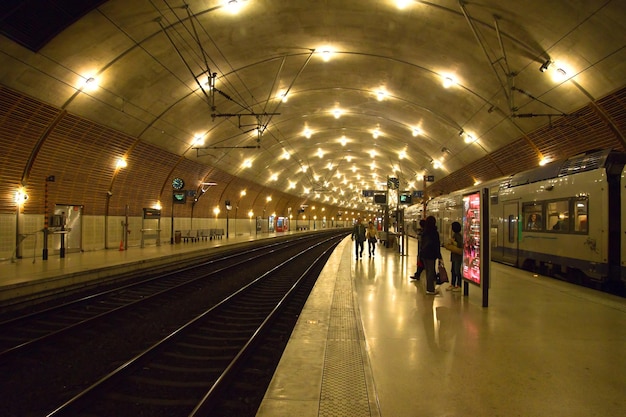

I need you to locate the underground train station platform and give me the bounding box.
[256,238,626,417]
[1,233,625,417]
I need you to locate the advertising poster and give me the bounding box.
[462,191,481,285]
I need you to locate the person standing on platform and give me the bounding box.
[445,221,463,291]
[410,219,426,280]
[421,216,442,294]
[366,221,378,257]
[351,217,367,260]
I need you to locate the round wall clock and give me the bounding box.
[172,177,184,190]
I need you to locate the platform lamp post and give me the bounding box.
[264,195,272,233]
[213,206,220,229]
[225,200,232,238]
[248,210,254,236]
[234,190,246,237]
[43,175,55,260]
[13,187,29,261]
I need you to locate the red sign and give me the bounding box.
[462,191,481,285]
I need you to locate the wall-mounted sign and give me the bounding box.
[374,194,387,204]
[399,193,412,204]
[423,175,435,182]
[173,191,187,204]
[143,208,161,219]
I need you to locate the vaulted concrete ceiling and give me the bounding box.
[2,0,625,212]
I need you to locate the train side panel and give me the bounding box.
[498,169,609,283]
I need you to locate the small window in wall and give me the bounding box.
[523,203,543,231]
[574,198,588,233]
[547,200,569,232]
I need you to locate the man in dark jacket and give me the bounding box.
[351,217,366,260]
[411,219,426,279]
[421,216,443,294]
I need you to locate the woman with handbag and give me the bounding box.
[444,221,463,291]
[421,216,443,294]
[366,221,378,257]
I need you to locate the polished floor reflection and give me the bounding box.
[260,237,626,417]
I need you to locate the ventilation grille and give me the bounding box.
[558,149,610,177]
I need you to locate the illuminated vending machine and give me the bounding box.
[462,189,490,306]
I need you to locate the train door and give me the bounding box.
[498,202,519,266]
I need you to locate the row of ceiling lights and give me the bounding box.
[81,0,572,213]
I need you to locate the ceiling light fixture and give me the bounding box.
[443,76,455,88]
[82,76,99,92]
[539,157,551,166]
[396,0,411,9]
[225,0,242,14]
[318,47,333,62]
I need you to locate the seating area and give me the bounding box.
[377,230,397,248]
[180,229,224,243]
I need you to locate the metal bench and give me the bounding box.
[181,229,198,243]
[209,228,224,239]
[197,229,211,241]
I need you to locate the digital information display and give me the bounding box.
[462,191,481,286]
[173,191,187,204]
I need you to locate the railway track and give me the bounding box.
[0,234,319,357]
[0,232,345,417]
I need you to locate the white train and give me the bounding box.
[405,149,626,296]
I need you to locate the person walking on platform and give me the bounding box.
[444,221,463,291]
[410,219,426,280]
[351,217,367,260]
[421,216,443,294]
[366,221,378,257]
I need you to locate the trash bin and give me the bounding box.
[174,230,181,244]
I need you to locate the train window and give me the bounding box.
[523,203,543,231]
[547,200,569,232]
[574,198,588,233]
